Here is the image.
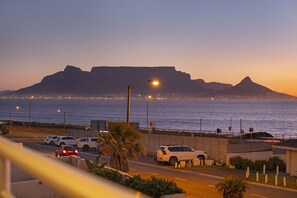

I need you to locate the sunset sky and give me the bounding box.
[1,0,297,96]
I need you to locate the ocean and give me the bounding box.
[1,98,297,137]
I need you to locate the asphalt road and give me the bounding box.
[24,142,297,198]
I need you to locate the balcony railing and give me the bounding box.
[0,136,147,198]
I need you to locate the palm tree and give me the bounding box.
[216,176,248,198]
[97,122,145,172]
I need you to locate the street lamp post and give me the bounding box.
[9,106,20,133]
[29,96,34,129]
[146,95,152,131]
[58,109,66,128]
[126,80,159,125]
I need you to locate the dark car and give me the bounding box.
[55,145,78,157]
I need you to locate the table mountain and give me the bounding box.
[7,66,295,99]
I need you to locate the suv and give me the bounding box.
[156,145,207,166]
[54,136,78,147]
[77,137,100,151]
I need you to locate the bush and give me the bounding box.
[267,156,285,171]
[230,156,253,169]
[230,156,244,169]
[124,175,184,198]
[254,160,267,171]
[230,156,286,172]
[89,167,124,183]
[0,125,9,135]
[88,162,184,197]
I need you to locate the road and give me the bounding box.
[24,142,297,198]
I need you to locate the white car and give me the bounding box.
[44,135,60,145]
[77,137,100,151]
[54,136,78,147]
[156,145,207,166]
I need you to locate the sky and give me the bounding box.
[1,0,297,96]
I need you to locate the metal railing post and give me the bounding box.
[0,157,11,197]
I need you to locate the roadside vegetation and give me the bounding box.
[230,156,285,171]
[86,156,184,198]
[0,125,67,139]
[216,176,248,198]
[97,122,145,172]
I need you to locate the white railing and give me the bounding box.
[0,137,148,198]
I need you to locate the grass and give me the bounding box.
[169,164,297,190]
[246,171,297,189]
[2,126,68,139]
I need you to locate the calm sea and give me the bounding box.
[1,98,297,136]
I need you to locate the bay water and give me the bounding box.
[1,98,297,137]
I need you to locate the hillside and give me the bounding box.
[6,66,295,99]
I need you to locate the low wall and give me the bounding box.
[12,180,61,198]
[143,133,229,162]
[56,155,88,170]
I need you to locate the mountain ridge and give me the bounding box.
[5,65,295,99]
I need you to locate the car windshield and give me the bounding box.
[63,146,75,150]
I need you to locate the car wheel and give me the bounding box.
[82,145,89,151]
[60,142,65,146]
[169,157,178,166]
[198,155,205,161]
[50,141,54,145]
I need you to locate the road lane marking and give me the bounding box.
[175,178,187,182]
[150,172,159,175]
[249,194,267,198]
[130,168,136,171]
[208,185,215,188]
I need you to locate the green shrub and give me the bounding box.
[254,160,267,171]
[230,156,253,169]
[89,167,124,183]
[0,125,9,135]
[267,157,285,171]
[230,156,245,169]
[230,156,286,172]
[124,175,184,198]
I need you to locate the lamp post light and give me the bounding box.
[57,109,66,128]
[126,80,159,125]
[29,96,34,129]
[9,106,20,133]
[146,95,152,131]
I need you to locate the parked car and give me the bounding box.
[44,135,60,145]
[55,145,78,157]
[54,136,78,147]
[77,137,101,151]
[156,145,207,166]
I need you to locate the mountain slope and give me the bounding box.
[12,65,209,96]
[216,76,293,98]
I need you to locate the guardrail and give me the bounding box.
[0,137,147,198]
[139,127,297,140]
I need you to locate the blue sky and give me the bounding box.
[1,0,297,95]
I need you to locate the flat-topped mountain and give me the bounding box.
[11,66,208,96]
[6,66,295,99]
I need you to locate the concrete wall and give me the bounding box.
[143,133,228,162]
[12,180,61,198]
[227,142,274,153]
[286,150,297,176]
[56,155,88,170]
